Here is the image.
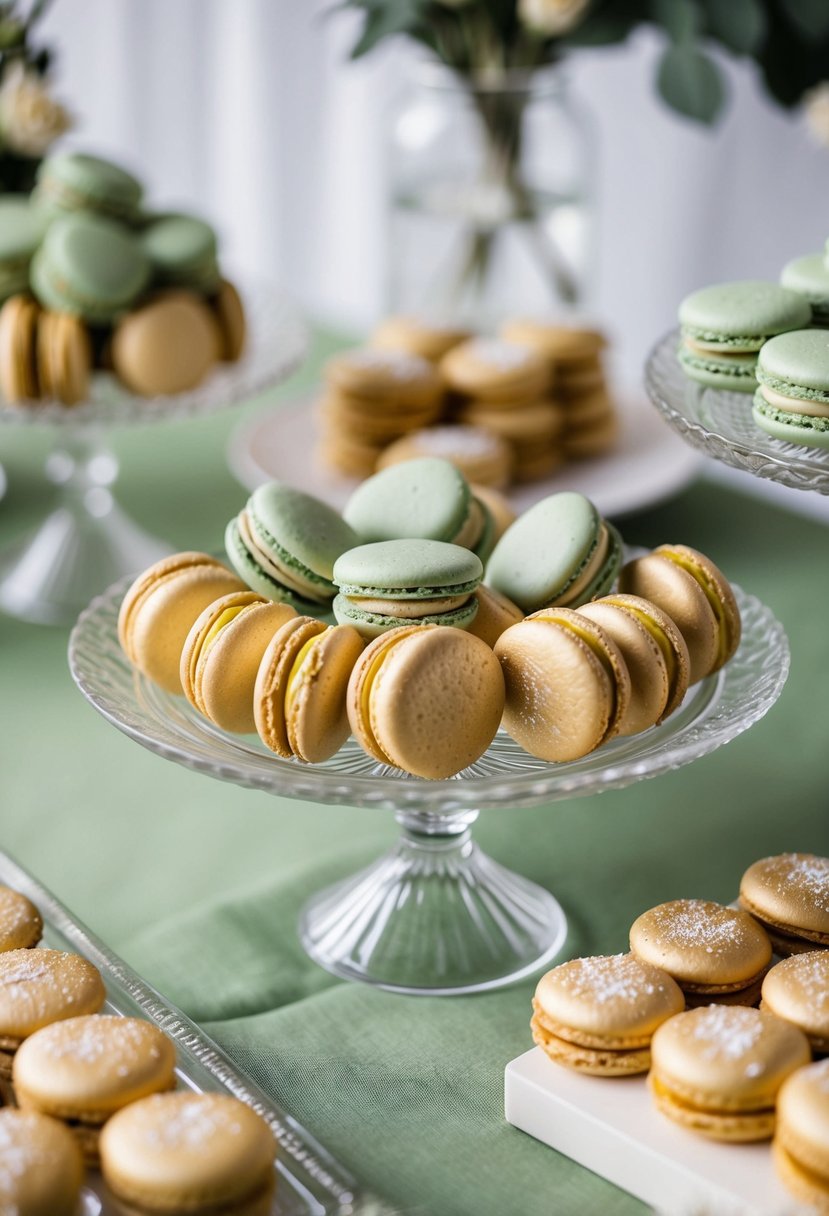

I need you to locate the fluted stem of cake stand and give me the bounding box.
[298,806,567,995]
[0,425,171,626]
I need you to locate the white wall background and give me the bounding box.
[39,0,829,390]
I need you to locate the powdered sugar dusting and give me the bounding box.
[408,426,506,459]
[770,951,829,1011]
[31,1014,165,1068]
[342,348,432,380]
[130,1094,247,1154]
[769,853,829,912]
[466,338,536,371]
[641,900,750,956]
[0,1111,70,1190]
[0,949,102,1027]
[687,1006,764,1073]
[557,954,671,1006]
[0,887,39,945]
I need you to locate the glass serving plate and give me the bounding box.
[0,282,307,625]
[645,328,829,495]
[69,576,788,997]
[0,850,386,1216]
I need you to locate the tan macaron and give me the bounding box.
[0,950,105,1079]
[773,1058,829,1210]
[441,337,550,401]
[494,608,631,762]
[465,585,524,649]
[180,590,296,733]
[325,346,443,407]
[254,615,365,763]
[0,1107,85,1216]
[649,1005,811,1142]
[531,953,684,1076]
[471,483,516,542]
[371,315,471,362]
[112,289,221,395]
[630,899,772,1006]
[36,310,91,405]
[346,624,504,778]
[618,544,741,684]
[0,886,42,952]
[378,425,513,489]
[212,277,246,361]
[740,853,829,956]
[13,1015,176,1164]
[100,1092,276,1216]
[500,319,606,365]
[118,552,247,694]
[762,952,829,1053]
[0,293,40,402]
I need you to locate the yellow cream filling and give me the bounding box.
[759,385,829,417]
[284,632,326,718]
[191,605,247,690]
[358,639,404,763]
[611,600,677,695]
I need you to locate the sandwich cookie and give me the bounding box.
[486,491,622,615]
[254,616,365,763]
[333,539,482,639]
[226,481,359,610]
[100,1092,276,1216]
[465,584,524,649]
[0,949,105,1079]
[577,594,690,735]
[781,253,829,326]
[13,1015,176,1164]
[370,315,471,362]
[112,289,221,395]
[762,952,829,1053]
[740,853,829,956]
[753,328,829,450]
[0,886,42,951]
[649,1005,810,1142]
[118,552,247,694]
[140,212,220,295]
[343,457,494,560]
[346,624,504,778]
[33,151,143,222]
[531,954,684,1076]
[495,607,631,762]
[678,280,810,392]
[325,346,443,409]
[212,278,246,361]
[500,319,607,369]
[0,294,40,402]
[456,398,565,483]
[0,196,48,303]
[630,899,772,1007]
[773,1058,829,1210]
[36,309,92,404]
[31,213,151,324]
[0,1108,85,1216]
[441,337,549,401]
[618,543,741,685]
[180,591,296,734]
[377,425,512,489]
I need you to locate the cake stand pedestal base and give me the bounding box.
[298,809,568,995]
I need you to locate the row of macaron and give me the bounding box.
[531,852,829,1206]
[678,277,829,450]
[0,886,276,1216]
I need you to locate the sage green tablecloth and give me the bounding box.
[1,335,828,1216]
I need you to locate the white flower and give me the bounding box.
[0,62,71,158]
[804,82,829,147]
[518,0,590,36]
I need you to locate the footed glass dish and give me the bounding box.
[645,328,829,495]
[69,576,788,996]
[0,282,306,625]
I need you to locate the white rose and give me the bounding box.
[804,83,829,148]
[0,62,71,158]
[518,0,590,36]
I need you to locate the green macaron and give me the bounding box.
[33,151,143,223]
[753,329,829,450]
[0,196,48,302]
[226,481,359,609]
[141,213,221,295]
[333,539,482,638]
[780,253,829,326]
[678,280,811,392]
[485,491,622,614]
[30,213,151,324]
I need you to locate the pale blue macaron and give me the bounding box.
[753,329,829,450]
[226,481,359,609]
[485,491,622,614]
[780,254,829,326]
[333,538,482,639]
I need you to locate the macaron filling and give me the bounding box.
[283,632,325,718]
[235,510,333,604]
[334,594,478,632]
[680,330,766,354]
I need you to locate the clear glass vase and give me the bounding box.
[386,62,595,329]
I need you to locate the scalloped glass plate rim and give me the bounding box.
[68,576,789,815]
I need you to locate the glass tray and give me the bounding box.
[0,850,385,1216]
[68,577,789,996]
[645,328,829,495]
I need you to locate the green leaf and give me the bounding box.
[348,0,425,57]
[702,0,767,54]
[649,0,700,43]
[778,0,829,42]
[657,43,726,123]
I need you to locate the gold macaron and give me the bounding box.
[531,953,685,1077]
[740,852,829,956]
[465,584,524,650]
[762,952,829,1053]
[773,1057,829,1211]
[0,1107,85,1216]
[0,885,42,952]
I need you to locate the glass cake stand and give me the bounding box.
[645,328,829,495]
[69,576,788,997]
[0,283,307,626]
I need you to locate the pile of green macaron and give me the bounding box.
[678,247,829,450]
[0,150,244,405]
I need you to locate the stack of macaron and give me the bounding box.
[0,150,246,407]
[0,882,278,1213]
[501,320,618,460]
[377,423,513,489]
[370,314,470,364]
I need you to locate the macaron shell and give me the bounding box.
[649,1072,776,1142]
[775,1059,829,1183]
[465,584,524,649]
[441,337,549,398]
[597,593,690,721]
[0,950,106,1041]
[740,853,829,941]
[346,625,423,765]
[470,484,516,542]
[757,327,829,395]
[531,1014,652,1076]
[213,278,246,361]
[534,954,685,1043]
[773,1138,829,1210]
[0,886,43,951]
[618,553,718,684]
[254,616,326,758]
[0,1108,85,1216]
[343,457,471,544]
[677,345,759,392]
[325,347,442,405]
[286,624,365,763]
[577,599,668,735]
[629,899,772,988]
[248,482,360,590]
[653,544,741,672]
[370,316,471,362]
[500,319,606,362]
[0,293,40,402]
[753,395,829,449]
[37,311,92,406]
[762,953,829,1048]
[679,281,812,342]
[31,214,150,322]
[333,539,482,598]
[113,291,220,396]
